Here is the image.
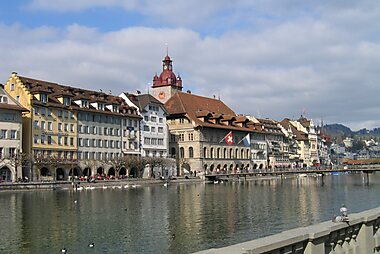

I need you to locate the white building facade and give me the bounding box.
[120,93,168,158]
[0,85,27,182]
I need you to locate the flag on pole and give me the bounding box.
[238,133,250,147]
[219,131,233,145]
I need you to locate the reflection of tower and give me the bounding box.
[151,54,183,103]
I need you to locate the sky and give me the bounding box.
[0,0,379,130]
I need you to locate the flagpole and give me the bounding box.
[219,131,231,143]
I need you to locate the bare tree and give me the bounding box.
[145,157,165,178]
[0,152,30,181]
[126,156,148,178]
[108,156,129,177]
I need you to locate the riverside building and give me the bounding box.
[120,92,168,158]
[0,84,27,182]
[5,72,140,180]
[151,54,252,176]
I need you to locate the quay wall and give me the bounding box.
[0,178,204,191]
[194,206,380,254]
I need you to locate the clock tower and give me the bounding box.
[151,54,183,103]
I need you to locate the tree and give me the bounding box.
[0,152,30,181]
[348,140,366,153]
[108,156,129,177]
[145,157,165,178]
[125,156,148,178]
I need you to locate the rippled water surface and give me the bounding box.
[1,173,380,254]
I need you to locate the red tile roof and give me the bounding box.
[165,92,251,131]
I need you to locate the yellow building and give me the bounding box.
[5,72,78,180]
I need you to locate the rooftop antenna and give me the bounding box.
[301,108,307,117]
[165,43,169,56]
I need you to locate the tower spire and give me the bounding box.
[165,43,169,56]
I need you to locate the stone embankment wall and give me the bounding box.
[195,207,380,254]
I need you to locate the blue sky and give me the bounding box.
[1,0,380,130]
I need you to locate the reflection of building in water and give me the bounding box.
[295,177,321,225]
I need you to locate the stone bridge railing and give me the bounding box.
[194,207,380,254]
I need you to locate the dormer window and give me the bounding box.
[0,96,8,103]
[63,97,71,106]
[40,93,47,103]
[112,105,118,113]
[98,103,104,111]
[81,100,89,108]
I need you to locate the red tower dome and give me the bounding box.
[152,55,183,88]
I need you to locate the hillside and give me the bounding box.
[323,124,380,142]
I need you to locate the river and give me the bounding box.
[0,173,379,254]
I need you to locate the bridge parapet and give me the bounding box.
[194,207,380,254]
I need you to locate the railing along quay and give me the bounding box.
[194,206,380,254]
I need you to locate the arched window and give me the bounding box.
[246,149,250,159]
[235,148,239,159]
[180,147,185,158]
[217,148,220,159]
[241,149,244,159]
[203,147,207,158]
[224,148,227,159]
[210,148,214,159]
[229,148,233,158]
[189,147,194,158]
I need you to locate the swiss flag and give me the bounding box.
[224,131,233,145]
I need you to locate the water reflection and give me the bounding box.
[1,174,380,253]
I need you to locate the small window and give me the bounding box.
[63,97,71,106]
[10,84,15,91]
[40,93,47,103]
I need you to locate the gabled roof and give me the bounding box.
[299,116,311,128]
[125,93,166,113]
[0,85,28,112]
[280,118,308,141]
[165,92,251,131]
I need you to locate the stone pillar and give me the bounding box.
[304,237,325,254]
[356,222,373,254]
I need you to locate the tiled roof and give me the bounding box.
[0,103,28,112]
[256,118,284,136]
[165,92,251,131]
[280,118,308,141]
[18,76,139,117]
[125,93,165,113]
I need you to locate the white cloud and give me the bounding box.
[3,1,380,130]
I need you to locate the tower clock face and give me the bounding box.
[159,92,166,99]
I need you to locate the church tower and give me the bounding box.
[151,54,183,103]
